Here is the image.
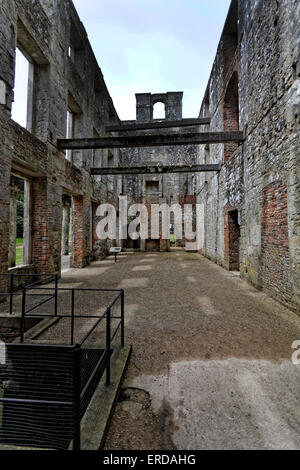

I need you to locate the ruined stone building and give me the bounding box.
[0,0,299,314]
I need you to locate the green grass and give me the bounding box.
[170,234,175,243]
[16,245,24,265]
[16,238,23,246]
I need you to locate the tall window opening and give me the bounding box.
[11,48,33,130]
[61,194,73,272]
[66,94,82,162]
[9,175,31,268]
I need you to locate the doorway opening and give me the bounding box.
[228,209,240,271]
[61,194,73,272]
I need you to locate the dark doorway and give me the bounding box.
[228,209,240,270]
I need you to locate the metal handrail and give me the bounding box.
[2,284,125,450]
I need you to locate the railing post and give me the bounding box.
[71,289,75,345]
[20,287,26,343]
[54,274,58,316]
[106,307,111,386]
[9,274,13,316]
[121,290,125,348]
[73,344,81,450]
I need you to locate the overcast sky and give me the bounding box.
[12,0,231,125]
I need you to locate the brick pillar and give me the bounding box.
[32,178,62,274]
[72,196,90,268]
[0,150,11,292]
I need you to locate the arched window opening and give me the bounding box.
[153,102,165,120]
[223,72,239,161]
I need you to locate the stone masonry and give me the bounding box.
[197,0,300,311]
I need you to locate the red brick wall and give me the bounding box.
[72,196,90,268]
[32,178,62,274]
[261,182,292,300]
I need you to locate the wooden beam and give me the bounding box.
[58,131,244,150]
[106,118,211,132]
[91,164,221,175]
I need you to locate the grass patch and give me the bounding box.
[16,238,23,246]
[16,246,24,265]
[170,234,175,243]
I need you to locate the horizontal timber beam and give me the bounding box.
[106,118,211,132]
[57,131,244,150]
[91,164,221,175]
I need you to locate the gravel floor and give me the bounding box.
[43,250,300,449]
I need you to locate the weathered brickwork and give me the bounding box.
[261,182,292,300]
[197,0,300,311]
[0,0,121,282]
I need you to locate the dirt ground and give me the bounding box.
[59,250,300,450]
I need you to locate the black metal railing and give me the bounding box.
[0,273,58,316]
[0,286,125,450]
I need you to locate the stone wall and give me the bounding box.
[197,0,300,311]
